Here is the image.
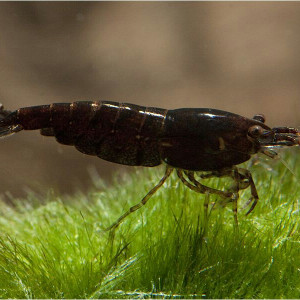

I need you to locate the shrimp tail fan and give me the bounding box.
[0,104,22,138]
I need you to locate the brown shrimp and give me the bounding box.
[0,101,299,229]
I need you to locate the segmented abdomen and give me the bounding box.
[18,101,168,167]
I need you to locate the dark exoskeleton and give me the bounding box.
[0,101,299,229]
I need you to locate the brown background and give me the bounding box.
[0,2,299,198]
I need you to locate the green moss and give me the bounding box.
[0,150,299,298]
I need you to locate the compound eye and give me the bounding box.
[253,114,266,123]
[248,125,264,138]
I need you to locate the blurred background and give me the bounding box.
[0,2,299,198]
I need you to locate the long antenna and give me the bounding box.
[278,153,297,178]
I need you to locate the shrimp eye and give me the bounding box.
[253,114,266,123]
[248,125,264,138]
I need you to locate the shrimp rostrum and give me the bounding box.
[0,101,299,229]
